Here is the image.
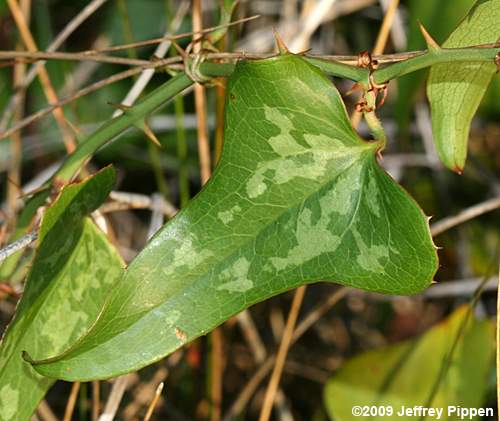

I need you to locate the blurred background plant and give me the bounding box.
[0,0,498,420]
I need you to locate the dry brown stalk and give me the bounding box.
[6,0,77,152]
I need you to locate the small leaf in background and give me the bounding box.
[427,0,500,172]
[0,167,123,421]
[395,0,473,131]
[324,305,495,421]
[31,54,437,381]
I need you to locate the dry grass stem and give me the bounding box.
[143,382,164,421]
[6,0,76,152]
[259,285,307,421]
[430,197,500,236]
[62,382,81,421]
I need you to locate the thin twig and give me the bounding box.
[190,2,221,418]
[6,0,30,221]
[143,382,164,421]
[0,192,177,261]
[7,0,76,152]
[430,197,500,236]
[92,381,100,421]
[112,0,189,117]
[1,45,498,72]
[372,0,400,55]
[85,15,261,54]
[122,366,168,419]
[423,277,498,298]
[0,0,109,132]
[0,229,37,264]
[63,382,81,421]
[36,400,58,421]
[98,375,131,421]
[0,67,145,141]
[2,44,498,141]
[224,287,347,420]
[147,194,166,239]
[259,285,306,421]
[102,191,177,217]
[0,50,152,66]
[289,0,337,52]
[192,0,212,185]
[236,311,267,363]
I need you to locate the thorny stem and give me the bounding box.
[1,43,498,274]
[372,46,500,84]
[55,72,193,182]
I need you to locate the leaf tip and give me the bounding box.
[418,22,440,52]
[452,165,463,175]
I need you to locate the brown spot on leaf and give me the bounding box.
[175,327,187,342]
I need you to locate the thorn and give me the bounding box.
[273,28,289,54]
[171,41,187,58]
[452,165,463,175]
[296,47,312,56]
[107,102,132,113]
[419,23,440,52]
[430,280,438,284]
[135,119,161,147]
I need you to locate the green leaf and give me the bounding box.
[395,0,472,130]
[427,0,500,172]
[31,54,437,381]
[324,305,495,420]
[0,167,123,421]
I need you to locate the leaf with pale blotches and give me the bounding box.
[31,54,437,381]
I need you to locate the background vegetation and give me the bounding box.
[0,0,499,419]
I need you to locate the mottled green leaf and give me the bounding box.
[0,167,123,421]
[427,0,500,172]
[324,305,494,420]
[31,54,437,381]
